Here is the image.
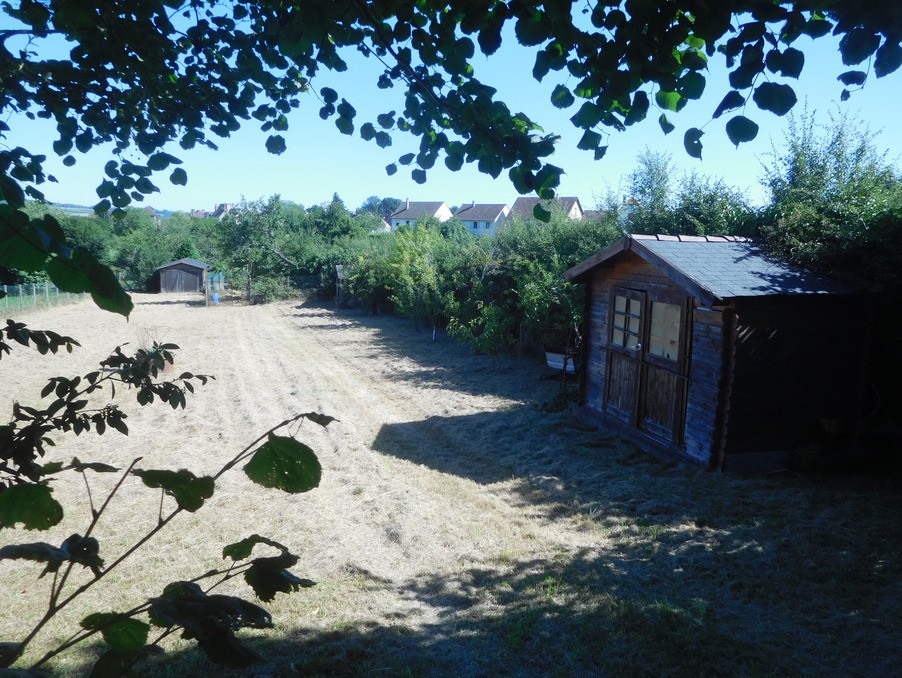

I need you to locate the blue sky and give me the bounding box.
[5,28,901,213]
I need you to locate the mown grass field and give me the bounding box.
[1,295,899,677]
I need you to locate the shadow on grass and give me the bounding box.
[287,300,550,401]
[134,298,208,307]
[124,529,901,677]
[59,438,901,678]
[101,420,901,678]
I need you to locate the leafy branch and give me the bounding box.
[0,334,334,673]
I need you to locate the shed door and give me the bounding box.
[605,289,689,446]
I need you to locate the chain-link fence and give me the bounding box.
[1,282,88,316]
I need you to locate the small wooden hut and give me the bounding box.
[154,258,208,293]
[565,235,870,471]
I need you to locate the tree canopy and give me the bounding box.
[1,1,901,310]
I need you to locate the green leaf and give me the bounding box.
[444,152,464,171]
[411,168,427,184]
[477,155,502,178]
[655,90,684,113]
[515,11,550,47]
[624,91,649,125]
[658,114,675,135]
[169,168,188,185]
[801,15,831,38]
[569,102,602,129]
[532,204,551,222]
[875,41,902,78]
[0,174,25,207]
[0,484,63,530]
[677,72,705,100]
[534,164,562,199]
[713,90,746,118]
[222,534,291,562]
[837,70,867,86]
[132,469,215,512]
[683,128,703,159]
[46,249,133,317]
[265,135,286,155]
[576,129,601,151]
[752,82,797,115]
[550,85,575,109]
[81,613,149,652]
[839,29,880,66]
[385,163,397,176]
[359,122,376,141]
[244,434,321,494]
[320,87,338,104]
[0,211,48,272]
[147,153,180,171]
[336,99,356,119]
[725,115,759,147]
[150,591,269,667]
[778,48,804,78]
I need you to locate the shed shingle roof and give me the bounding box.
[565,235,852,304]
[156,258,208,271]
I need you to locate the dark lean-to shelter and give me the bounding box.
[565,234,871,472]
[154,258,208,293]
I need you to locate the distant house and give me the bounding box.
[155,258,208,293]
[510,196,584,221]
[189,203,232,220]
[565,234,870,472]
[454,202,510,236]
[388,200,453,230]
[211,203,232,220]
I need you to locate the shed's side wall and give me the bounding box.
[724,296,867,459]
[683,308,725,466]
[158,264,205,293]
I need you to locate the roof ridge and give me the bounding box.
[629,234,752,242]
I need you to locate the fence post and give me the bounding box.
[32,283,37,310]
[44,280,49,309]
[2,284,5,315]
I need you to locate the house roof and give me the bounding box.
[565,234,853,305]
[510,196,583,219]
[389,201,447,220]
[454,203,508,221]
[156,258,209,271]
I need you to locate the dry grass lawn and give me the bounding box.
[1,294,900,676]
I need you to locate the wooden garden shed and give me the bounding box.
[154,258,208,293]
[565,234,870,472]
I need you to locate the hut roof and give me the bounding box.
[565,234,853,305]
[155,258,208,271]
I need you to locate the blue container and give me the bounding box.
[211,292,219,305]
